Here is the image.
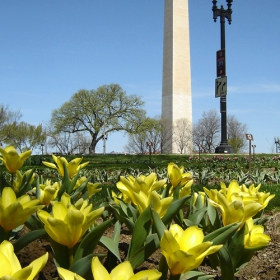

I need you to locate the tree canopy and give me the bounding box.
[50,84,146,153]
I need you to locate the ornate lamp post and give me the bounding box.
[212,0,234,154]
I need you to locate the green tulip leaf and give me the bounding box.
[67,170,82,195]
[181,270,215,280]
[162,196,189,225]
[17,168,35,197]
[151,207,168,240]
[227,223,247,270]
[73,218,113,263]
[203,222,240,245]
[69,253,106,280]
[50,238,70,268]
[216,246,235,280]
[186,207,208,225]
[13,228,47,253]
[25,214,44,231]
[207,203,218,226]
[57,162,71,200]
[127,206,152,259]
[128,233,160,269]
[99,221,121,262]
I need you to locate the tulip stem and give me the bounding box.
[11,173,15,190]
[168,274,181,280]
[69,247,73,266]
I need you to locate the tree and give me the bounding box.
[47,130,90,155]
[1,122,46,152]
[193,110,220,153]
[50,84,146,154]
[0,104,22,143]
[124,117,163,154]
[174,118,193,154]
[227,115,248,153]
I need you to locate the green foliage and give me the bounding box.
[49,84,146,153]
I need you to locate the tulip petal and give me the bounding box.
[26,252,48,280]
[91,257,111,280]
[130,269,162,280]
[110,261,134,279]
[179,226,204,252]
[57,267,86,280]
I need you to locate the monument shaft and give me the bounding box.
[162,0,192,154]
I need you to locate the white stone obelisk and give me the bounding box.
[162,0,192,154]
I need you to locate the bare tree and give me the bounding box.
[160,118,173,154]
[227,115,248,153]
[193,110,220,153]
[47,126,90,155]
[124,117,162,154]
[174,118,193,154]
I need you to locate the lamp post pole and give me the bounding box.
[212,0,233,154]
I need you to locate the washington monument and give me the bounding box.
[162,0,192,154]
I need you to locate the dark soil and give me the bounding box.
[15,211,280,280]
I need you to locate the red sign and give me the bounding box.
[216,49,226,77]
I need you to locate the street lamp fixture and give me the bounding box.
[212,0,234,154]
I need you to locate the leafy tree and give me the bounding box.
[227,115,248,153]
[1,122,46,152]
[193,110,220,153]
[50,84,146,154]
[0,104,22,143]
[174,118,193,154]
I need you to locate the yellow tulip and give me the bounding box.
[38,180,60,205]
[91,256,162,280]
[42,155,89,178]
[240,183,275,211]
[133,190,173,217]
[0,187,43,232]
[179,179,193,198]
[12,169,35,193]
[160,224,222,275]
[167,162,192,188]
[57,267,85,280]
[204,187,262,226]
[37,193,104,248]
[0,146,32,173]
[244,218,271,250]
[0,240,48,280]
[117,173,166,204]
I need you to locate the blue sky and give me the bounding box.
[0,1,279,154]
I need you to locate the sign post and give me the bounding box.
[245,134,254,174]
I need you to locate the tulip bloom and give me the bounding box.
[0,146,32,173]
[0,240,48,280]
[244,218,271,250]
[37,193,104,248]
[91,256,162,280]
[204,181,263,226]
[167,162,192,188]
[0,187,43,232]
[160,224,222,275]
[116,173,166,204]
[42,155,89,178]
[38,180,60,206]
[133,190,173,217]
[240,183,275,211]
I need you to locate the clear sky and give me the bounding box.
[0,1,279,154]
